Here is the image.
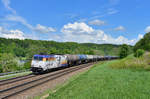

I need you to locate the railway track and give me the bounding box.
[0,62,95,99]
[0,74,35,86]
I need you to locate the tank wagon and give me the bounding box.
[86,55,93,62]
[78,55,87,64]
[65,54,79,66]
[31,54,119,73]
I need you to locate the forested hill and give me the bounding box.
[134,32,150,51]
[0,37,132,58]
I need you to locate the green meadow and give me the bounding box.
[47,54,150,99]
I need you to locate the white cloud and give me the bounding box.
[3,30,25,40]
[2,0,55,35]
[0,26,25,40]
[2,0,16,14]
[5,15,56,33]
[114,26,125,31]
[138,34,143,39]
[88,8,118,21]
[61,22,138,45]
[5,15,33,29]
[145,26,150,33]
[2,0,33,30]
[88,19,106,26]
[34,24,56,33]
[0,26,9,34]
[115,36,135,45]
[107,8,118,15]
[62,22,94,35]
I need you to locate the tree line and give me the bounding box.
[0,37,133,73]
[119,32,150,59]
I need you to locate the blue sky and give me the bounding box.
[0,0,150,45]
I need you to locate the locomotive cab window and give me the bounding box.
[39,57,43,61]
[33,56,38,60]
[33,56,43,61]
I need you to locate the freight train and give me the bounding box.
[31,54,118,73]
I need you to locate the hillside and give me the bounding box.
[0,37,133,58]
[134,32,150,51]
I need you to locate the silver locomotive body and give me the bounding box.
[31,55,68,73]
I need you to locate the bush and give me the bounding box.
[134,49,145,57]
[23,60,31,69]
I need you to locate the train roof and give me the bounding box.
[33,55,55,58]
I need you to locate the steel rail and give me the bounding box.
[0,74,35,86]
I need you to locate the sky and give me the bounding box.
[0,0,150,45]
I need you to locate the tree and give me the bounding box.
[14,47,25,57]
[0,53,17,72]
[134,49,145,57]
[134,32,150,52]
[119,44,129,59]
[83,50,95,55]
[48,48,59,54]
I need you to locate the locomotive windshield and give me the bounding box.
[33,55,55,61]
[33,56,38,60]
[33,56,43,61]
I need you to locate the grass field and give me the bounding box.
[46,60,150,99]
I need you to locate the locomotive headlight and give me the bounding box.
[39,65,42,68]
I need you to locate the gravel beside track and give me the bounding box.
[0,62,95,99]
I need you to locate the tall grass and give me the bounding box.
[110,52,150,71]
